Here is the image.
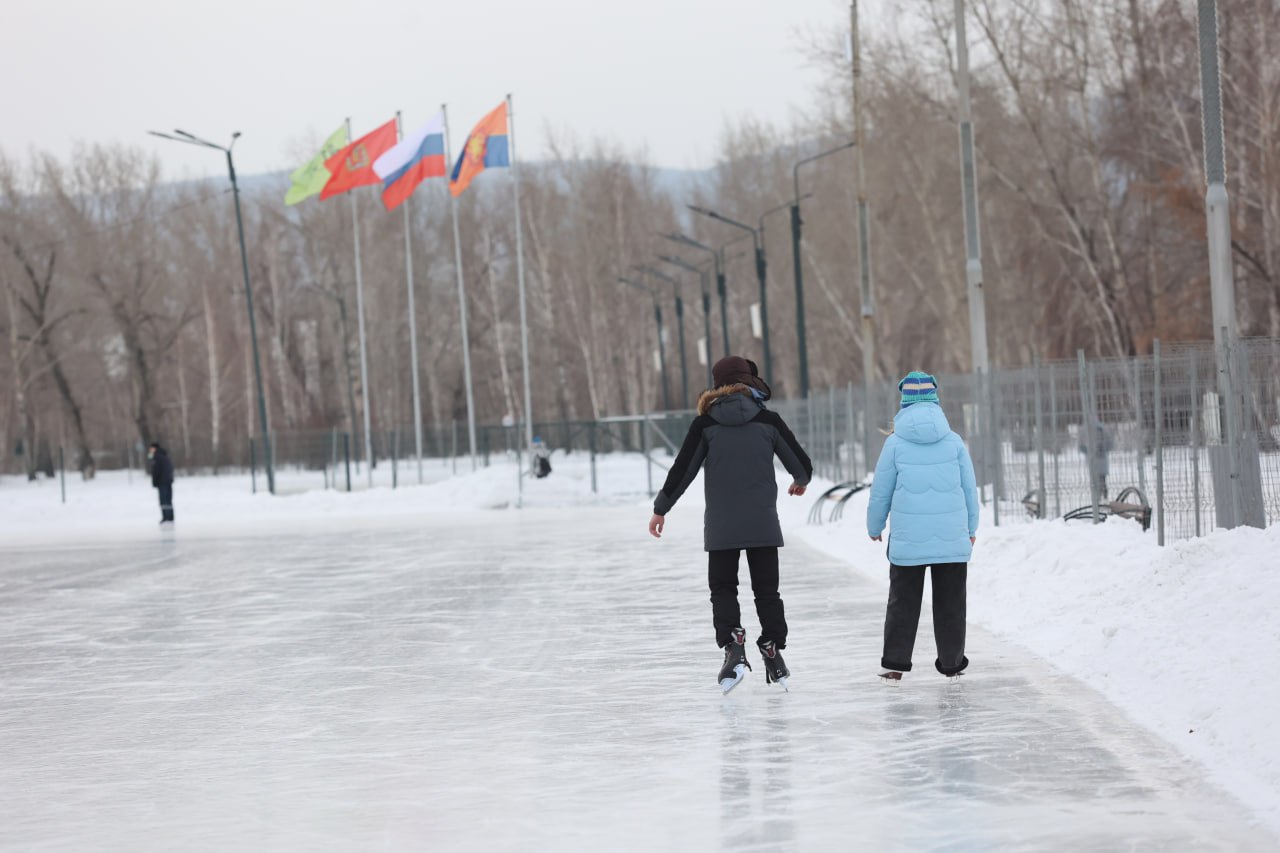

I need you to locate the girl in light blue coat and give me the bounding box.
[866,371,980,681]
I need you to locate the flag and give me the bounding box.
[449,101,510,197]
[373,113,447,210]
[320,119,398,201]
[284,125,348,206]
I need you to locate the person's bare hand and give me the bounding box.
[788,483,807,497]
[649,514,665,538]
[870,534,882,542]
[970,536,976,545]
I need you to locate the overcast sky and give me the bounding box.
[3,0,877,181]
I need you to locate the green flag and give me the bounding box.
[284,126,348,206]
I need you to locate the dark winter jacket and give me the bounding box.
[654,384,812,551]
[150,447,174,488]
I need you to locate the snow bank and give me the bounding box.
[796,483,1280,837]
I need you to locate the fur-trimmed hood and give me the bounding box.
[696,384,764,426]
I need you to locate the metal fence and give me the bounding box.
[23,338,1276,542]
[783,337,1280,542]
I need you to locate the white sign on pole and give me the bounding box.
[697,337,708,366]
[653,349,662,371]
[750,302,762,339]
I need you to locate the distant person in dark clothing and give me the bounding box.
[148,442,174,525]
[531,436,552,479]
[648,355,812,693]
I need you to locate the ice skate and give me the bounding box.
[878,670,903,684]
[717,627,751,694]
[758,639,789,691]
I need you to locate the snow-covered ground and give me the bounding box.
[1,453,1277,846]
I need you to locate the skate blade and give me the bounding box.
[719,664,748,695]
[774,676,789,692]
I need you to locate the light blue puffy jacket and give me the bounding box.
[866,402,980,566]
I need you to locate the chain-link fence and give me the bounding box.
[787,338,1280,542]
[26,338,1276,542]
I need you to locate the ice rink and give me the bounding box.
[0,506,1272,851]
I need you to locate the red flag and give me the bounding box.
[320,119,397,200]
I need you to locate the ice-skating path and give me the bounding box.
[0,507,1272,852]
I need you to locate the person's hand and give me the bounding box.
[870,534,882,542]
[788,482,807,497]
[970,536,976,545]
[649,514,665,538]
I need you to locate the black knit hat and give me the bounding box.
[711,355,771,400]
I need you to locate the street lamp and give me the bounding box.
[618,275,670,411]
[662,231,731,358]
[659,254,714,389]
[792,141,856,399]
[688,204,773,385]
[639,264,689,408]
[148,128,274,494]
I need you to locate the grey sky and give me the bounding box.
[4,0,860,181]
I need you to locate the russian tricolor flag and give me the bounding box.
[373,112,447,210]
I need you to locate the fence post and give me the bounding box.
[344,432,352,493]
[1021,372,1032,498]
[1133,357,1147,497]
[1154,339,1165,545]
[1190,350,1202,537]
[1034,358,1046,519]
[589,421,598,494]
[1050,367,1060,518]
[1079,350,1101,523]
[250,436,258,495]
[642,415,653,497]
[59,447,66,505]
[990,370,1002,526]
[828,385,838,481]
[451,418,458,476]
[846,382,856,482]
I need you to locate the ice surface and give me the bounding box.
[0,507,1273,851]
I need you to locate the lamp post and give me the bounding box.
[662,231,731,358]
[792,142,856,399]
[688,205,772,383]
[148,128,274,494]
[618,275,670,411]
[659,254,714,389]
[640,264,688,408]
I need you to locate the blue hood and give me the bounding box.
[892,402,952,445]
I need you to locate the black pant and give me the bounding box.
[157,483,174,522]
[708,547,786,649]
[882,563,968,675]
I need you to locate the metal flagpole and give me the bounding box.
[852,1,878,464]
[347,117,375,488]
[507,94,534,454]
[398,111,425,484]
[443,104,479,469]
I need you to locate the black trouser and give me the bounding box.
[708,547,786,649]
[882,563,968,675]
[157,483,174,522]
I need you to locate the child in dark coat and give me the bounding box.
[648,356,812,693]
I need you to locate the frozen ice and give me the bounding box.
[0,506,1273,851]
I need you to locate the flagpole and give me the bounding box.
[347,116,375,488]
[397,111,425,484]
[508,94,534,459]
[443,104,479,470]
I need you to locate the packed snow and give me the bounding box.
[1,451,1277,847]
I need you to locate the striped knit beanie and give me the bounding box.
[898,371,939,408]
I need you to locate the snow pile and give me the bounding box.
[797,485,1280,836]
